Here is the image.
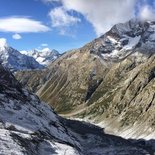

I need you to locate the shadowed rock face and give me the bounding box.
[1,64,155,154]
[15,19,155,139]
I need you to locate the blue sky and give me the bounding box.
[0,0,154,53]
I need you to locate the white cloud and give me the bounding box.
[41,43,48,46]
[43,0,155,36]
[138,5,155,21]
[12,33,22,40]
[49,7,81,28]
[0,17,50,33]
[60,0,137,36]
[0,38,7,47]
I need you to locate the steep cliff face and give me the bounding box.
[0,65,80,154]
[15,19,155,139]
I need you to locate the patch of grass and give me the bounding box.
[56,95,73,114]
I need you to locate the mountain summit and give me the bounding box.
[0,38,8,50]
[20,48,60,66]
[91,19,155,60]
[0,41,44,72]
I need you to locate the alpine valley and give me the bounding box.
[1,49,155,155]
[15,19,155,142]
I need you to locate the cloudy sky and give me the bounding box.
[0,0,154,52]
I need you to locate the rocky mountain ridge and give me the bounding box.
[0,43,44,72]
[20,48,60,66]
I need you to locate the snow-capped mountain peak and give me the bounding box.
[0,41,44,72]
[0,38,8,50]
[20,48,60,66]
[42,47,51,52]
[92,19,155,61]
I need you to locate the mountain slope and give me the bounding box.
[0,43,44,72]
[16,19,155,139]
[0,64,153,154]
[20,48,60,66]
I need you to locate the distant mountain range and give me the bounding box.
[20,48,60,66]
[0,44,44,72]
[0,42,60,72]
